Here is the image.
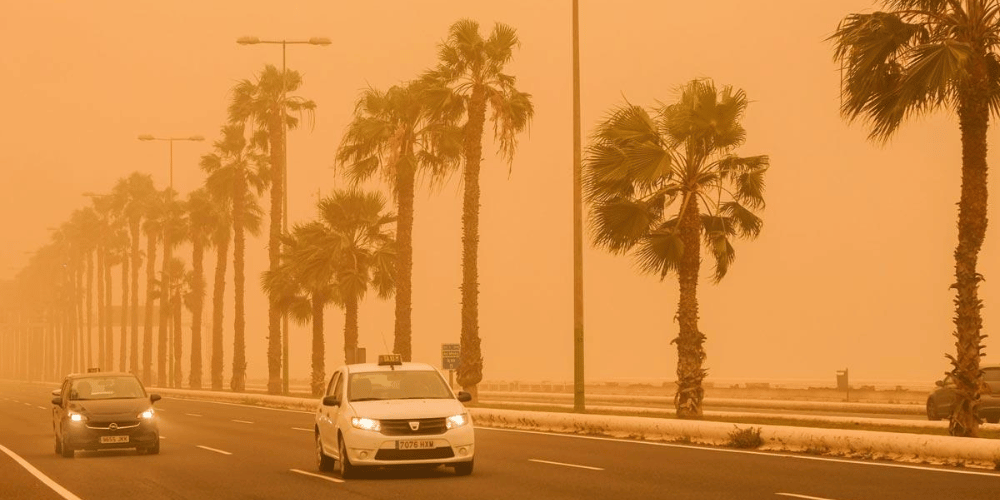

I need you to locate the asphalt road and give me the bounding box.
[2,380,998,500]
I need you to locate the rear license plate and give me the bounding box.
[396,440,434,450]
[100,435,129,444]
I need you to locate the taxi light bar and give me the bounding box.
[377,354,403,366]
[87,367,101,373]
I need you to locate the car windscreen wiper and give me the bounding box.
[349,397,383,402]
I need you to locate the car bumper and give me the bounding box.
[63,420,159,450]
[343,425,475,466]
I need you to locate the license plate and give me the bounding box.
[100,435,129,444]
[396,440,434,450]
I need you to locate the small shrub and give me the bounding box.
[727,425,764,449]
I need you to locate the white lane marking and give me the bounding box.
[37,406,46,410]
[185,413,203,417]
[776,494,840,500]
[479,427,1000,478]
[232,419,254,424]
[162,397,314,414]
[0,444,83,500]
[291,468,344,483]
[529,458,604,471]
[196,445,232,455]
[23,403,31,406]
[292,427,313,432]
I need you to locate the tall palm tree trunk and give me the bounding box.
[158,236,172,386]
[393,160,416,361]
[949,68,991,438]
[311,296,325,396]
[172,284,182,388]
[457,87,487,402]
[105,258,114,371]
[119,256,128,372]
[344,299,359,364]
[675,194,706,419]
[96,245,106,369]
[266,119,285,394]
[130,221,141,373]
[212,230,230,390]
[233,172,248,392]
[76,263,85,371]
[86,251,94,369]
[143,234,158,385]
[189,240,205,389]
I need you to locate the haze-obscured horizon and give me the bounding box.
[4,0,998,387]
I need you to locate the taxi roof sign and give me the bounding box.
[86,367,101,373]
[377,354,403,366]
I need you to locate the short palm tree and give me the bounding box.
[141,192,165,385]
[262,223,337,396]
[157,189,187,387]
[229,64,316,394]
[423,19,534,400]
[831,0,1000,437]
[584,79,768,419]
[185,188,223,389]
[201,123,269,392]
[336,81,462,361]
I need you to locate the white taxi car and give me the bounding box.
[315,355,474,478]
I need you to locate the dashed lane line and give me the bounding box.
[0,443,83,500]
[291,468,344,483]
[292,427,312,432]
[196,445,232,455]
[232,419,254,424]
[37,406,46,410]
[185,413,203,417]
[529,459,604,471]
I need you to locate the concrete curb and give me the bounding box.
[149,387,1000,467]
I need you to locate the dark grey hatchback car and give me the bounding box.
[926,365,1000,423]
[51,371,161,457]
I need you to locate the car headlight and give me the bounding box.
[446,413,469,430]
[351,417,381,432]
[68,411,87,422]
[138,409,155,419]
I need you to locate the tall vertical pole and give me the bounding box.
[572,0,585,412]
[281,42,290,394]
[169,139,174,190]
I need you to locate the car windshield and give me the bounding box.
[348,370,452,402]
[70,376,146,400]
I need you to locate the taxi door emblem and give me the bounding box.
[109,423,118,431]
[409,421,420,431]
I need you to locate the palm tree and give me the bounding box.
[164,257,187,388]
[263,222,338,396]
[185,188,222,389]
[423,19,534,400]
[313,189,395,366]
[141,192,164,385]
[157,189,187,387]
[201,123,268,392]
[831,0,1000,437]
[111,172,156,375]
[336,81,462,362]
[229,64,316,394]
[584,79,768,419]
[110,224,130,372]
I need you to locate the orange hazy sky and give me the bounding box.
[4,1,998,386]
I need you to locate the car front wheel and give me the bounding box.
[338,437,357,479]
[317,433,334,472]
[453,459,474,476]
[60,436,74,458]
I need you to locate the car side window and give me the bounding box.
[61,380,72,404]
[326,372,341,397]
[332,372,344,400]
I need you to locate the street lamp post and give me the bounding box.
[137,135,205,190]
[237,35,329,394]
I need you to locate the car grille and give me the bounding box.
[374,447,455,461]
[380,418,447,436]
[86,420,140,430]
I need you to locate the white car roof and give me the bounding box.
[345,361,438,374]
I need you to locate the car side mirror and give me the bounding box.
[51,389,61,397]
[51,397,62,406]
[456,391,472,403]
[935,380,944,387]
[322,395,340,407]
[150,394,162,403]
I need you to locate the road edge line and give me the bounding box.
[0,443,83,500]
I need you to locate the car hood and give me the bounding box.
[348,399,466,420]
[69,398,151,417]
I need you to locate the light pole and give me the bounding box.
[237,35,329,394]
[137,135,205,190]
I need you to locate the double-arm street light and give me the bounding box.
[137,135,205,190]
[237,35,329,394]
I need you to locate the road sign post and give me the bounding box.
[442,343,460,389]
[836,368,849,402]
